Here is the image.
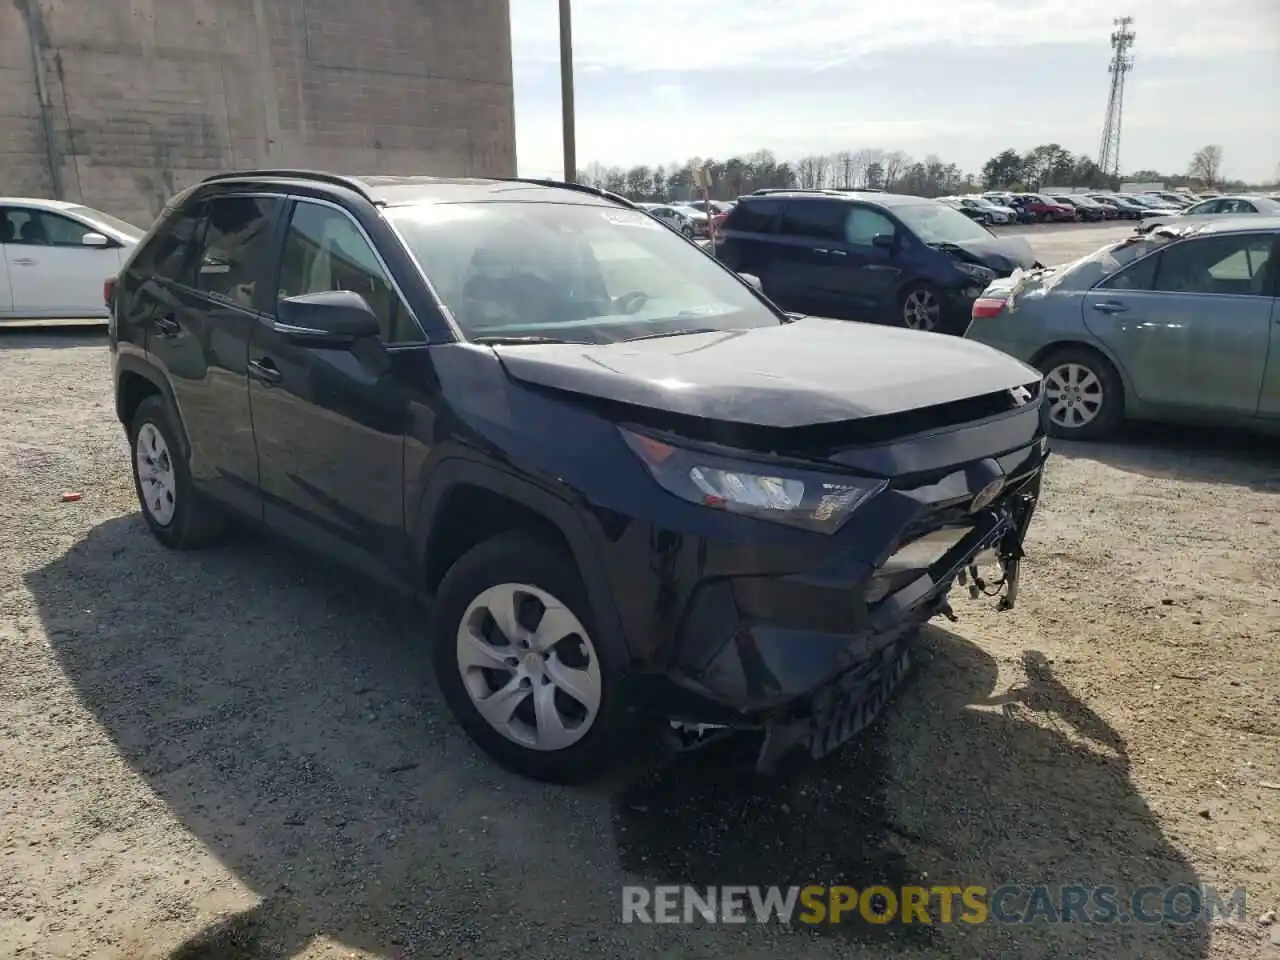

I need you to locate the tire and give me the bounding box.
[681,223,693,238]
[898,281,945,333]
[129,395,227,548]
[431,531,630,783]
[1036,346,1125,441]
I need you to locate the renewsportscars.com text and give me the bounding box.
[621,884,1247,926]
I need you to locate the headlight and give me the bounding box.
[955,261,997,284]
[620,428,887,533]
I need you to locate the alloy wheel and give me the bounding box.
[455,582,602,752]
[135,422,177,526]
[1045,362,1104,430]
[902,288,941,331]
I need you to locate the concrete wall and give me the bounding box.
[1,0,516,226]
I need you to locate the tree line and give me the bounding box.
[575,143,1268,203]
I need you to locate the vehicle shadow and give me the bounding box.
[611,627,1210,958]
[0,325,107,350]
[1052,421,1280,492]
[27,516,1208,959]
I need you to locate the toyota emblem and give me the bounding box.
[970,477,1006,513]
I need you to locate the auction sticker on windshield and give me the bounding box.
[601,210,662,229]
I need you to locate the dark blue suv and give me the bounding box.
[109,171,1049,783]
[714,190,1040,335]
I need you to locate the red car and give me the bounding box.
[1014,193,1077,222]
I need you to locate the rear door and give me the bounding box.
[769,197,853,318]
[247,196,422,579]
[0,205,122,318]
[122,194,277,519]
[1256,251,1280,419]
[0,233,11,314]
[1084,230,1276,415]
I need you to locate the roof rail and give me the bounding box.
[492,177,638,209]
[199,169,376,202]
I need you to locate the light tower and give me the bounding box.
[1098,16,1135,177]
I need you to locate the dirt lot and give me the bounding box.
[2,222,1278,959]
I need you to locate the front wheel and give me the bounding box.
[1037,346,1125,440]
[899,282,944,332]
[431,531,629,782]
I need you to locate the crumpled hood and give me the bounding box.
[492,317,1042,428]
[947,235,1039,274]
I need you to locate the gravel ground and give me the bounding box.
[2,221,1278,959]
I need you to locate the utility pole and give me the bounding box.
[1097,16,1135,178]
[558,0,576,182]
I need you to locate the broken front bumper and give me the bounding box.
[647,465,1044,772]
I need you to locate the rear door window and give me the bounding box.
[778,199,848,241]
[192,196,283,309]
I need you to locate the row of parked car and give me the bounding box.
[936,189,1280,226]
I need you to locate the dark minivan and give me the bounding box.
[108,171,1049,783]
[714,190,1039,335]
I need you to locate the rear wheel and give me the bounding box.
[1037,346,1125,440]
[129,396,228,548]
[431,531,629,782]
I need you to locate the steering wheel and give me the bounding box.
[615,291,652,314]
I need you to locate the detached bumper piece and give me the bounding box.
[808,636,912,760]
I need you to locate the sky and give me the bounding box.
[508,0,1280,184]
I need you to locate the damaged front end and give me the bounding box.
[653,440,1047,774]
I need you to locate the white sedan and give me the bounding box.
[0,198,144,326]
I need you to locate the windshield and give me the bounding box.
[66,205,145,241]
[893,203,994,243]
[387,201,781,344]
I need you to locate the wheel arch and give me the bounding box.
[413,459,632,658]
[114,356,191,458]
[1030,339,1132,419]
[1029,338,1133,393]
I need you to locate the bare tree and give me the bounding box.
[795,155,824,189]
[814,154,833,189]
[849,149,879,187]
[882,151,910,189]
[1187,145,1224,188]
[831,151,854,188]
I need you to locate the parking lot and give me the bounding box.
[1,220,1277,959]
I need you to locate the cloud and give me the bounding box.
[510,0,1280,181]
[512,0,1277,73]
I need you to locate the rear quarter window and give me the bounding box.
[725,199,780,234]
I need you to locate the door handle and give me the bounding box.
[812,248,829,254]
[1091,301,1127,315]
[152,315,180,336]
[13,257,36,266]
[248,358,283,386]
[828,249,847,256]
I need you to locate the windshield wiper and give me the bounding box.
[621,327,723,343]
[927,240,969,250]
[472,335,572,345]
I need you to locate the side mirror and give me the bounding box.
[81,231,110,247]
[739,272,763,292]
[275,290,382,343]
[872,233,896,251]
